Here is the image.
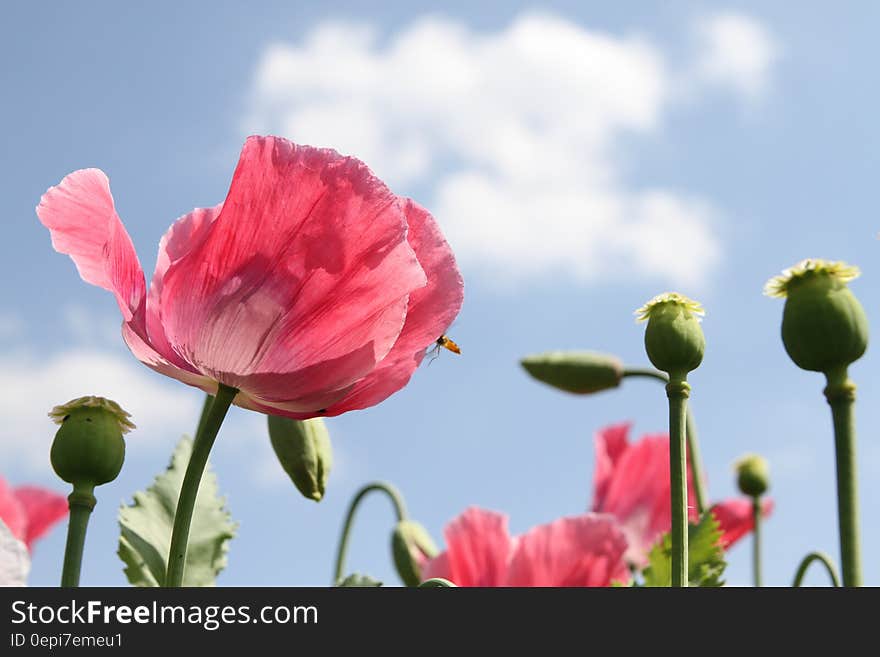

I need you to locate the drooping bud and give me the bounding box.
[520,351,623,394]
[765,259,868,376]
[391,520,438,587]
[49,396,132,489]
[734,453,770,497]
[636,292,706,379]
[267,415,333,501]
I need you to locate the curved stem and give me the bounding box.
[824,370,862,587]
[792,551,841,587]
[332,482,408,585]
[60,484,96,587]
[419,578,457,587]
[751,497,762,587]
[164,384,237,587]
[623,368,707,514]
[666,377,690,587]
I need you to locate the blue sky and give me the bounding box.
[2,1,879,586]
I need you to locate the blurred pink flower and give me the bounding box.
[591,422,773,567]
[37,136,463,419]
[0,477,67,552]
[422,507,630,587]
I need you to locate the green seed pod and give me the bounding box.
[520,351,623,394]
[636,293,706,378]
[765,259,868,375]
[391,520,438,587]
[267,415,333,501]
[734,453,770,497]
[48,396,132,488]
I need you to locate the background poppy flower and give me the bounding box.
[422,507,630,586]
[37,136,463,420]
[0,477,68,552]
[591,423,773,567]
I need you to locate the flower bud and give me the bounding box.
[391,520,438,587]
[267,415,333,501]
[49,396,132,488]
[765,259,868,375]
[734,453,770,497]
[520,351,623,394]
[636,293,705,378]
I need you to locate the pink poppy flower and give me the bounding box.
[0,477,68,552]
[591,422,773,567]
[422,507,630,587]
[37,136,463,419]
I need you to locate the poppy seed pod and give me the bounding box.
[391,520,438,587]
[734,453,770,498]
[520,351,623,395]
[48,396,132,488]
[636,293,705,379]
[765,259,868,375]
[267,415,333,501]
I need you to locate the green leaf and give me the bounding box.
[337,573,383,587]
[118,436,237,586]
[642,512,726,587]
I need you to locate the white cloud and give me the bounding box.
[0,344,201,472]
[244,11,777,288]
[691,12,779,101]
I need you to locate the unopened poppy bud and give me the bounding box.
[49,396,132,489]
[392,520,438,587]
[765,259,868,375]
[267,415,333,501]
[636,293,705,378]
[734,453,770,497]
[520,351,623,394]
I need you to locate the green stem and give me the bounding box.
[824,369,862,587]
[164,384,237,587]
[666,377,690,587]
[751,496,762,587]
[60,484,96,587]
[792,551,841,587]
[332,481,408,585]
[195,392,214,438]
[623,368,707,514]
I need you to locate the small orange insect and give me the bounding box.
[435,334,461,355]
[427,334,461,364]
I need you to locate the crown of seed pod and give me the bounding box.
[49,396,132,488]
[636,292,706,379]
[765,259,868,376]
[734,453,770,497]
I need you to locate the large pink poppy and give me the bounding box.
[591,423,773,567]
[37,136,463,419]
[0,477,68,552]
[422,507,630,587]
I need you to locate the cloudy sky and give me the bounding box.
[3,1,879,586]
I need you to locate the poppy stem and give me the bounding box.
[666,376,690,587]
[59,484,96,587]
[792,551,841,587]
[164,384,237,587]
[332,481,408,585]
[623,368,707,515]
[824,369,862,587]
[751,497,762,587]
